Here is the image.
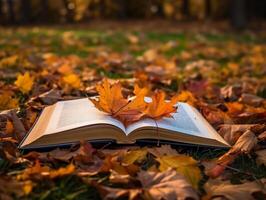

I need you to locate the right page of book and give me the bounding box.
[126,102,228,145]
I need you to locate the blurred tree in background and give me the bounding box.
[0,0,265,26]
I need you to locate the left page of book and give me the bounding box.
[44,98,126,134]
[21,98,126,147]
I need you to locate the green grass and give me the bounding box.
[1,27,264,58]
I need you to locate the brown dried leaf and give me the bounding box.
[230,130,258,154]
[255,149,266,166]
[240,93,264,107]
[204,179,266,200]
[109,170,132,184]
[37,88,63,105]
[0,109,26,141]
[98,186,141,200]
[0,176,33,199]
[258,131,266,141]
[220,84,242,101]
[148,145,179,157]
[207,130,258,178]
[139,169,199,200]
[218,124,257,145]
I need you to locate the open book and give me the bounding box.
[19,98,230,149]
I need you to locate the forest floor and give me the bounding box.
[0,21,266,200]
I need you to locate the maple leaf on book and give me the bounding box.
[90,78,179,126]
[90,78,148,125]
[144,90,179,119]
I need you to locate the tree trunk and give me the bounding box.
[231,0,247,29]
[40,0,49,22]
[183,0,189,18]
[0,0,3,17]
[63,0,74,22]
[20,0,32,24]
[7,0,15,24]
[205,0,211,18]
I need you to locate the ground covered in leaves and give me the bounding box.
[0,22,266,200]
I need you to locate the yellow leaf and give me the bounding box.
[0,92,19,111]
[17,161,49,181]
[23,181,34,195]
[17,161,75,180]
[15,72,34,93]
[0,55,18,68]
[49,163,75,178]
[122,149,148,165]
[157,155,202,189]
[62,73,81,89]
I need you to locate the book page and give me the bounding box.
[126,103,209,138]
[44,98,126,134]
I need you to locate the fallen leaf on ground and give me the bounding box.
[230,130,258,154]
[203,178,266,200]
[0,176,33,199]
[0,109,26,141]
[139,169,199,200]
[0,92,19,111]
[148,145,179,157]
[156,155,202,189]
[18,161,75,180]
[218,124,257,145]
[207,129,258,178]
[240,93,264,107]
[15,72,34,94]
[122,148,148,165]
[48,163,75,178]
[62,73,82,89]
[98,186,140,200]
[35,88,62,105]
[255,149,266,166]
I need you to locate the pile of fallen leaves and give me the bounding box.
[0,26,266,199]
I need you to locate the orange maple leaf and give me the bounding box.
[144,91,178,119]
[90,78,128,114]
[116,91,148,125]
[90,79,148,125]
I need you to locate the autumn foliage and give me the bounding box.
[0,25,266,199]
